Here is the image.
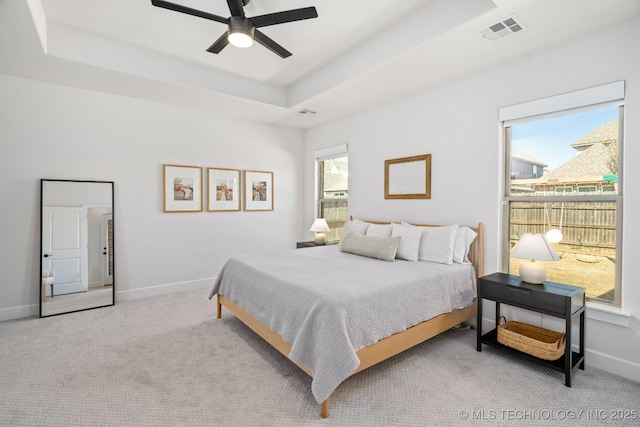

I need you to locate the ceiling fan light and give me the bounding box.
[229,31,253,48]
[228,16,254,48]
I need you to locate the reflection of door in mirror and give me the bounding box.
[101,213,114,286]
[40,180,115,317]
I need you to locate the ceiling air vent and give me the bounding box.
[476,14,527,43]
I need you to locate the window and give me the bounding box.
[500,82,624,306]
[555,187,573,193]
[578,186,597,193]
[315,145,348,243]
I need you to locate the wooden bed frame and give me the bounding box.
[215,221,484,418]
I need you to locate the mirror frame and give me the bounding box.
[39,179,115,317]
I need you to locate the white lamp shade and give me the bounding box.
[309,218,330,232]
[511,233,560,261]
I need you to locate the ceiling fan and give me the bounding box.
[151,0,318,58]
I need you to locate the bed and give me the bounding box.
[209,220,484,417]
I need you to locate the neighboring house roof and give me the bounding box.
[571,120,619,150]
[545,121,619,180]
[511,150,547,167]
[323,159,348,193]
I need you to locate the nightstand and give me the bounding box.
[476,272,585,387]
[297,241,319,248]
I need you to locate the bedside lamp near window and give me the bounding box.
[511,233,560,284]
[309,218,331,245]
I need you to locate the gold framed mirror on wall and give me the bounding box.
[40,179,115,317]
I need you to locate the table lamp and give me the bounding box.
[309,218,330,245]
[510,233,560,284]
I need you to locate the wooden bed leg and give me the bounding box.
[216,294,222,319]
[321,399,329,418]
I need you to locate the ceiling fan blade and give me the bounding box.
[151,0,228,24]
[226,0,245,18]
[251,7,318,28]
[207,32,230,54]
[253,29,292,58]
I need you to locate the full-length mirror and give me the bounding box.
[40,179,114,317]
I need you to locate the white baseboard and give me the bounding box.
[0,277,216,322]
[0,303,39,322]
[585,348,640,383]
[115,277,215,302]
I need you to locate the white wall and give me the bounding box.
[0,75,304,320]
[304,16,640,382]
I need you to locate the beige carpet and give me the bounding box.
[1,289,638,426]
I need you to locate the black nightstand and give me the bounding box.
[296,241,319,248]
[476,272,586,387]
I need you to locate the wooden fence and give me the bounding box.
[320,200,348,243]
[510,201,616,249]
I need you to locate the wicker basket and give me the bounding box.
[497,316,566,361]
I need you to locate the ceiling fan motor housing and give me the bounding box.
[229,16,254,35]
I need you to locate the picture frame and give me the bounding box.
[207,167,241,212]
[163,164,203,212]
[384,154,431,199]
[243,170,274,211]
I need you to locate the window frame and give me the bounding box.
[500,86,624,307]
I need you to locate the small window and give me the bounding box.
[578,186,597,193]
[315,147,348,243]
[555,187,573,193]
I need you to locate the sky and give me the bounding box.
[511,105,619,171]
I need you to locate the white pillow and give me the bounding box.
[391,223,422,262]
[416,224,459,265]
[339,219,369,244]
[453,227,478,264]
[366,223,393,238]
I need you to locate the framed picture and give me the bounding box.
[163,164,203,212]
[384,154,431,199]
[207,167,241,212]
[244,170,274,211]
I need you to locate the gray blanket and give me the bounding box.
[209,246,476,403]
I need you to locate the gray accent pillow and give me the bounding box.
[339,233,401,262]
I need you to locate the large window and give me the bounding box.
[501,83,624,306]
[315,145,348,243]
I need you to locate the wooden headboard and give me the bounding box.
[350,217,484,278]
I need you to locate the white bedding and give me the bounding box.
[209,245,476,403]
